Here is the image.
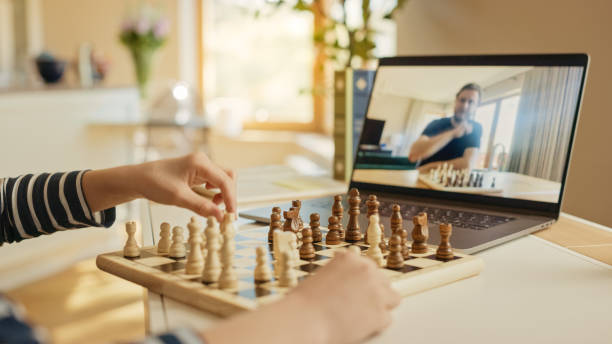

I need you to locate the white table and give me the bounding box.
[142,202,612,343]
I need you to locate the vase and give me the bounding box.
[129,46,155,98]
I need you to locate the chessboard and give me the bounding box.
[418,164,502,194]
[97,213,484,317]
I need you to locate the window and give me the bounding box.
[474,95,520,170]
[203,1,314,126]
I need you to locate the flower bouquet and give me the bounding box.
[120,5,170,98]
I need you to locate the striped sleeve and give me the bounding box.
[0,171,115,244]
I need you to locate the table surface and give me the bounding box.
[140,174,611,343]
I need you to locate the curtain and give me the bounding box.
[507,67,582,182]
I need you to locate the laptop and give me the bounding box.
[240,54,589,254]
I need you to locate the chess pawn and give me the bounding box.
[379,224,388,254]
[390,204,402,236]
[157,222,171,254]
[310,213,322,242]
[299,226,315,260]
[436,224,454,260]
[386,234,404,269]
[399,228,410,260]
[254,246,272,283]
[325,215,341,245]
[202,219,222,283]
[123,221,140,258]
[411,212,429,254]
[366,215,385,267]
[169,226,186,259]
[278,251,297,288]
[346,188,362,243]
[268,212,282,243]
[332,195,345,240]
[185,231,204,275]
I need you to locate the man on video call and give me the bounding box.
[408,83,483,172]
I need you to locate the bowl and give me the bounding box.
[36,60,66,84]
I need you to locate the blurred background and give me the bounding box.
[1,0,611,343]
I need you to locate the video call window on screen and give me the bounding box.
[352,65,584,204]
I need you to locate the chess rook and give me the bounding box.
[411,212,429,254]
[123,221,140,258]
[436,223,454,260]
[346,188,362,243]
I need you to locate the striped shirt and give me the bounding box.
[0,171,204,343]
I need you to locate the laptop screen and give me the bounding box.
[352,61,586,205]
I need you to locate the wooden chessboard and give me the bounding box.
[96,224,484,317]
[418,174,503,194]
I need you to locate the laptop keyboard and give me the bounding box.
[359,200,515,230]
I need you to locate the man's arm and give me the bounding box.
[417,147,480,173]
[409,121,473,162]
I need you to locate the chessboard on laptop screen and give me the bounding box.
[352,65,584,203]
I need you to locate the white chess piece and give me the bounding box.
[278,251,297,288]
[123,221,140,258]
[366,215,385,267]
[219,213,238,289]
[157,222,171,254]
[185,220,204,275]
[202,217,222,283]
[169,226,186,259]
[254,246,272,282]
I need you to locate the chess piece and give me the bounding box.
[283,209,300,233]
[268,212,282,243]
[202,219,222,283]
[346,188,362,243]
[185,223,204,275]
[272,206,282,216]
[187,216,204,248]
[123,221,140,258]
[366,215,385,267]
[347,245,361,255]
[157,222,171,254]
[332,195,345,240]
[399,228,410,259]
[310,213,322,242]
[379,224,388,254]
[411,212,429,254]
[219,213,238,289]
[273,230,295,274]
[325,215,341,245]
[278,251,297,288]
[205,216,219,248]
[299,226,315,260]
[390,204,402,236]
[169,226,186,259]
[436,223,454,260]
[288,233,300,267]
[491,177,496,188]
[292,200,304,230]
[254,246,272,283]
[386,234,404,269]
[364,194,380,244]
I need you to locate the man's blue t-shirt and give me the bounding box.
[419,117,482,166]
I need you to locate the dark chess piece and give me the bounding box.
[283,209,300,233]
[390,204,402,236]
[436,223,454,260]
[364,194,380,244]
[411,212,429,254]
[325,215,341,245]
[491,177,496,188]
[300,226,316,260]
[292,200,304,230]
[346,188,362,243]
[379,224,388,253]
[310,213,322,242]
[386,234,404,269]
[332,195,345,240]
[399,228,410,259]
[268,211,282,243]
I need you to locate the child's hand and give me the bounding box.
[135,153,236,222]
[290,250,401,343]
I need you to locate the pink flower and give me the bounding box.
[153,18,170,39]
[135,18,151,35]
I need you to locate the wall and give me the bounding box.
[395,0,612,227]
[40,0,182,99]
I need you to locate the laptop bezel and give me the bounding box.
[348,53,589,219]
